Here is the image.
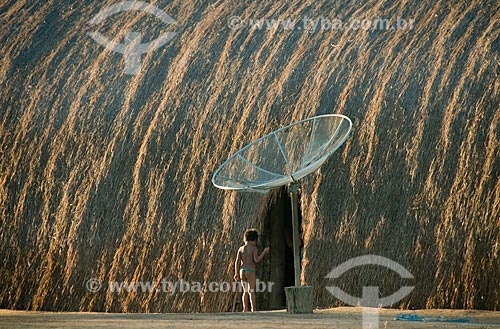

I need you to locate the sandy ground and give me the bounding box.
[0,307,499,329]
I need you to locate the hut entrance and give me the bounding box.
[263,186,300,309]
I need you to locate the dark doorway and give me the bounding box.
[262,186,301,309]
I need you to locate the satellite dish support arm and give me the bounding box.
[289,182,301,287]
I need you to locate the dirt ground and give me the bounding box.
[0,307,499,329]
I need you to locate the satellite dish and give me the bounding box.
[212,114,352,288]
[212,114,352,192]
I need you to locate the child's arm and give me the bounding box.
[253,246,270,264]
[233,248,242,280]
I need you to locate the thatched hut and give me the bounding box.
[0,0,498,312]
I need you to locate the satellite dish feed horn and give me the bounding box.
[212,114,352,298]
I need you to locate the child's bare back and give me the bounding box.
[238,244,258,270]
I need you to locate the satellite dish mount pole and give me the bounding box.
[289,181,301,287]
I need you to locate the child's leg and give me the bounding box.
[241,288,250,312]
[240,271,250,312]
[246,272,257,312]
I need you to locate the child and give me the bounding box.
[233,229,270,312]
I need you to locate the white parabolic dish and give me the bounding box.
[212,114,353,193]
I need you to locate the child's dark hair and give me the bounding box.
[244,229,258,242]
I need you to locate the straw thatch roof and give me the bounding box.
[0,0,498,312]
